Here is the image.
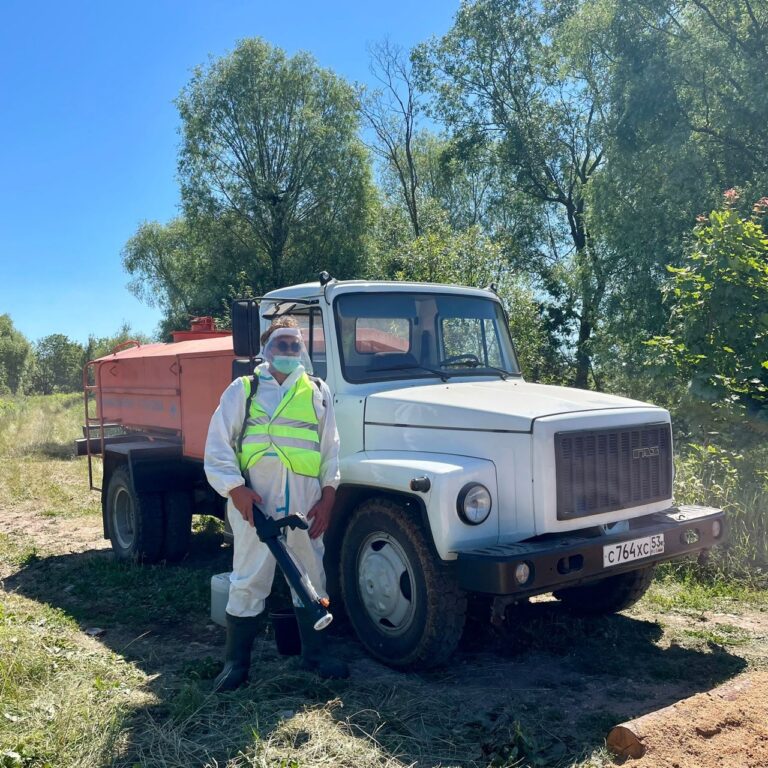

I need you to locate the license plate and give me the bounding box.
[603,534,664,568]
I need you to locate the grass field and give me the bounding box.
[0,395,766,767]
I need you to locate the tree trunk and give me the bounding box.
[269,243,284,290]
[606,675,757,759]
[571,212,593,390]
[268,206,288,289]
[574,313,592,389]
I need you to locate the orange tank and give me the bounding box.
[87,324,236,460]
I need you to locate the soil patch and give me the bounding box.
[620,672,768,768]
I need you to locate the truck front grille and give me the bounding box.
[555,423,672,520]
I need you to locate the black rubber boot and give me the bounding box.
[214,613,261,692]
[295,606,350,679]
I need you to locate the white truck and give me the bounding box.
[82,277,725,669]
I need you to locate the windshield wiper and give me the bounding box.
[365,363,453,382]
[486,367,521,380]
[440,359,517,380]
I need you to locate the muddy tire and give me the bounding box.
[162,491,193,562]
[554,565,656,616]
[105,466,164,563]
[340,497,467,669]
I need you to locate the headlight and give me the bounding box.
[457,483,492,525]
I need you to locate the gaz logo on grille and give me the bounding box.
[633,446,660,459]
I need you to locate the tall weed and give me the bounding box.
[0,393,82,456]
[674,442,768,583]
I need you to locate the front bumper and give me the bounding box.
[457,505,725,595]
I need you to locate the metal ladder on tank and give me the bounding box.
[82,359,106,492]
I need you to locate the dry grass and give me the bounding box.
[0,592,152,767]
[0,394,99,520]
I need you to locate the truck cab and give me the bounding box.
[84,278,725,669]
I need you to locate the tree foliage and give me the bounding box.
[0,315,32,395]
[579,0,768,385]
[649,192,768,418]
[115,6,768,412]
[122,215,257,338]
[83,324,152,364]
[359,40,422,236]
[370,209,554,380]
[29,334,85,395]
[177,38,372,291]
[123,219,209,327]
[415,0,612,387]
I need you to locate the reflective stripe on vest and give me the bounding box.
[237,372,321,478]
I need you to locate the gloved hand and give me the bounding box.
[307,487,336,539]
[229,485,263,526]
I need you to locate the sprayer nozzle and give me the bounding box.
[314,613,333,631]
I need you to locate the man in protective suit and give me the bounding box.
[204,316,349,690]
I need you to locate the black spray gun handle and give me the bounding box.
[253,511,309,539]
[251,503,333,631]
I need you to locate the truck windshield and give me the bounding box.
[334,291,521,383]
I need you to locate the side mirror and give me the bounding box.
[231,358,255,381]
[232,299,260,358]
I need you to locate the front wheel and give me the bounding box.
[553,565,656,616]
[340,497,467,669]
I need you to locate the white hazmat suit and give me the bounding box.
[204,357,340,618]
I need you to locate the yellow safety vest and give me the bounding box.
[236,372,322,478]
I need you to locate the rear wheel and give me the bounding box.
[105,467,163,563]
[341,497,467,669]
[554,566,656,616]
[162,491,193,562]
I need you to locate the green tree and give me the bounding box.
[176,38,373,291]
[83,323,153,363]
[649,0,768,183]
[30,334,85,395]
[360,40,423,236]
[0,315,32,395]
[359,40,540,250]
[649,192,768,419]
[123,219,208,328]
[579,0,768,390]
[372,210,554,380]
[416,0,613,388]
[122,215,259,338]
[414,135,500,232]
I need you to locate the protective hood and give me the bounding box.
[261,326,313,376]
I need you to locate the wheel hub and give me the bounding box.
[112,487,136,550]
[357,532,416,635]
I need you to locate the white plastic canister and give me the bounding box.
[210,572,231,627]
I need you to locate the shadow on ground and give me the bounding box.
[3,534,748,767]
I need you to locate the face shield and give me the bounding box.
[261,327,313,376]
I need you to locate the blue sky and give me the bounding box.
[0,0,457,345]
